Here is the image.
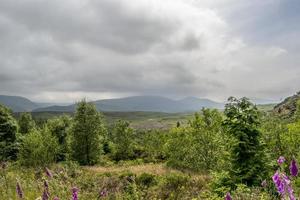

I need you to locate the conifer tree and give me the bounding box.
[70,100,106,165]
[223,97,266,186]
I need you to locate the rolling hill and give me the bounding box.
[0,95,39,112]
[33,96,224,113]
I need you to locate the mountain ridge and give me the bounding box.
[0,95,224,113]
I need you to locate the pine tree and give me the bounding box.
[223,97,266,186]
[0,104,18,161]
[70,100,106,165]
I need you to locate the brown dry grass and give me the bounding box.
[85,163,187,176]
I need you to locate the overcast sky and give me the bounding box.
[0,0,299,103]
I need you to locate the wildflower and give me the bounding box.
[16,181,24,199]
[225,192,232,200]
[261,179,267,188]
[72,187,79,200]
[53,197,60,200]
[277,156,286,165]
[272,171,284,194]
[99,188,108,197]
[44,180,49,191]
[45,167,53,178]
[42,180,50,200]
[290,159,299,177]
[42,189,49,200]
[273,171,295,199]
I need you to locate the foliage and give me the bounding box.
[18,112,36,134]
[0,104,18,161]
[138,130,168,162]
[18,128,59,167]
[47,115,72,161]
[223,97,267,186]
[70,100,106,165]
[110,120,135,161]
[166,108,228,172]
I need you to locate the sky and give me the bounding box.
[0,0,299,103]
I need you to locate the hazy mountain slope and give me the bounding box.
[33,96,224,113]
[0,95,39,112]
[178,97,224,110]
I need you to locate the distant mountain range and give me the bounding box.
[0,95,224,113]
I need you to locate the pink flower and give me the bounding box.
[225,192,232,200]
[277,156,286,165]
[72,187,79,200]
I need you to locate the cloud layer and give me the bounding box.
[0,0,299,102]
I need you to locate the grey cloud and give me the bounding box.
[0,0,299,102]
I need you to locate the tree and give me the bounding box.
[190,108,226,171]
[166,108,227,172]
[0,104,18,161]
[223,97,266,186]
[47,115,71,161]
[111,120,135,161]
[18,128,59,167]
[18,112,36,134]
[70,100,106,165]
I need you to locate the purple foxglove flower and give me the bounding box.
[290,159,299,177]
[42,189,50,200]
[225,192,232,200]
[53,197,60,200]
[72,187,79,200]
[261,179,267,188]
[16,181,24,199]
[44,180,49,190]
[277,156,285,165]
[45,167,53,178]
[272,171,285,194]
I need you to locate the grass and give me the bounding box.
[0,162,210,200]
[86,163,187,176]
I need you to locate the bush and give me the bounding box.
[136,173,157,187]
[18,128,59,167]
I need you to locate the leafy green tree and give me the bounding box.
[111,120,135,161]
[190,108,227,171]
[18,112,36,134]
[0,104,18,161]
[47,115,71,161]
[223,97,266,186]
[70,100,106,165]
[261,116,287,161]
[166,108,227,172]
[18,128,59,167]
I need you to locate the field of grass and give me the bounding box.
[0,162,210,200]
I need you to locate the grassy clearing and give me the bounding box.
[85,163,195,176]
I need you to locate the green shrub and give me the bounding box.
[136,173,157,187]
[18,128,59,167]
